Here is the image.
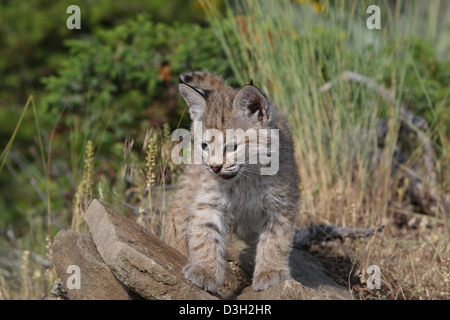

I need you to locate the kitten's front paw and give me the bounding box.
[182,263,220,293]
[252,269,291,291]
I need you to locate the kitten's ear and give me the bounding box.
[233,85,272,126]
[180,71,226,90]
[179,83,206,121]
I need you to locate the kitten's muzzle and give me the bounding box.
[217,172,237,180]
[209,164,237,180]
[210,164,222,173]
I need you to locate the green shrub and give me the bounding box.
[0,0,210,105]
[380,37,449,128]
[0,13,235,242]
[42,15,234,141]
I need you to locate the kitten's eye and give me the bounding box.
[224,143,238,153]
[201,143,208,150]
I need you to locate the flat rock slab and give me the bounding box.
[84,199,216,300]
[238,279,351,300]
[288,247,353,299]
[230,244,353,300]
[52,230,132,300]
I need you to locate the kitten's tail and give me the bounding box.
[179,71,226,91]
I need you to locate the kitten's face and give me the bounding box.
[198,125,273,181]
[199,130,244,180]
[179,75,277,180]
[201,142,240,180]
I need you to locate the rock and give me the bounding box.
[288,246,353,299]
[216,235,253,299]
[223,235,353,300]
[237,279,350,300]
[42,281,68,300]
[84,199,216,300]
[51,199,353,300]
[52,230,132,300]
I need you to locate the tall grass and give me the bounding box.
[0,96,56,299]
[202,0,449,298]
[0,101,176,299]
[204,0,406,225]
[1,0,447,300]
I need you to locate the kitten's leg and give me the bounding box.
[252,216,294,291]
[164,206,189,256]
[183,206,228,293]
[163,188,191,256]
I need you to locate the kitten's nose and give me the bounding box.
[210,164,222,173]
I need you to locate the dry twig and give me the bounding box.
[293,224,384,249]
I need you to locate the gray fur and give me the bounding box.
[165,71,300,292]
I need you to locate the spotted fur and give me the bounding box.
[165,71,300,292]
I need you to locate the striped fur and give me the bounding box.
[165,71,300,292]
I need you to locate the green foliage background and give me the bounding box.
[0,0,448,250]
[0,1,233,230]
[0,0,448,299]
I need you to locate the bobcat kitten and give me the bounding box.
[165,71,300,292]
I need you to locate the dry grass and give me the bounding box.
[201,0,450,299]
[1,0,448,301]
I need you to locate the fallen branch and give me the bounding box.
[320,71,426,131]
[293,223,384,249]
